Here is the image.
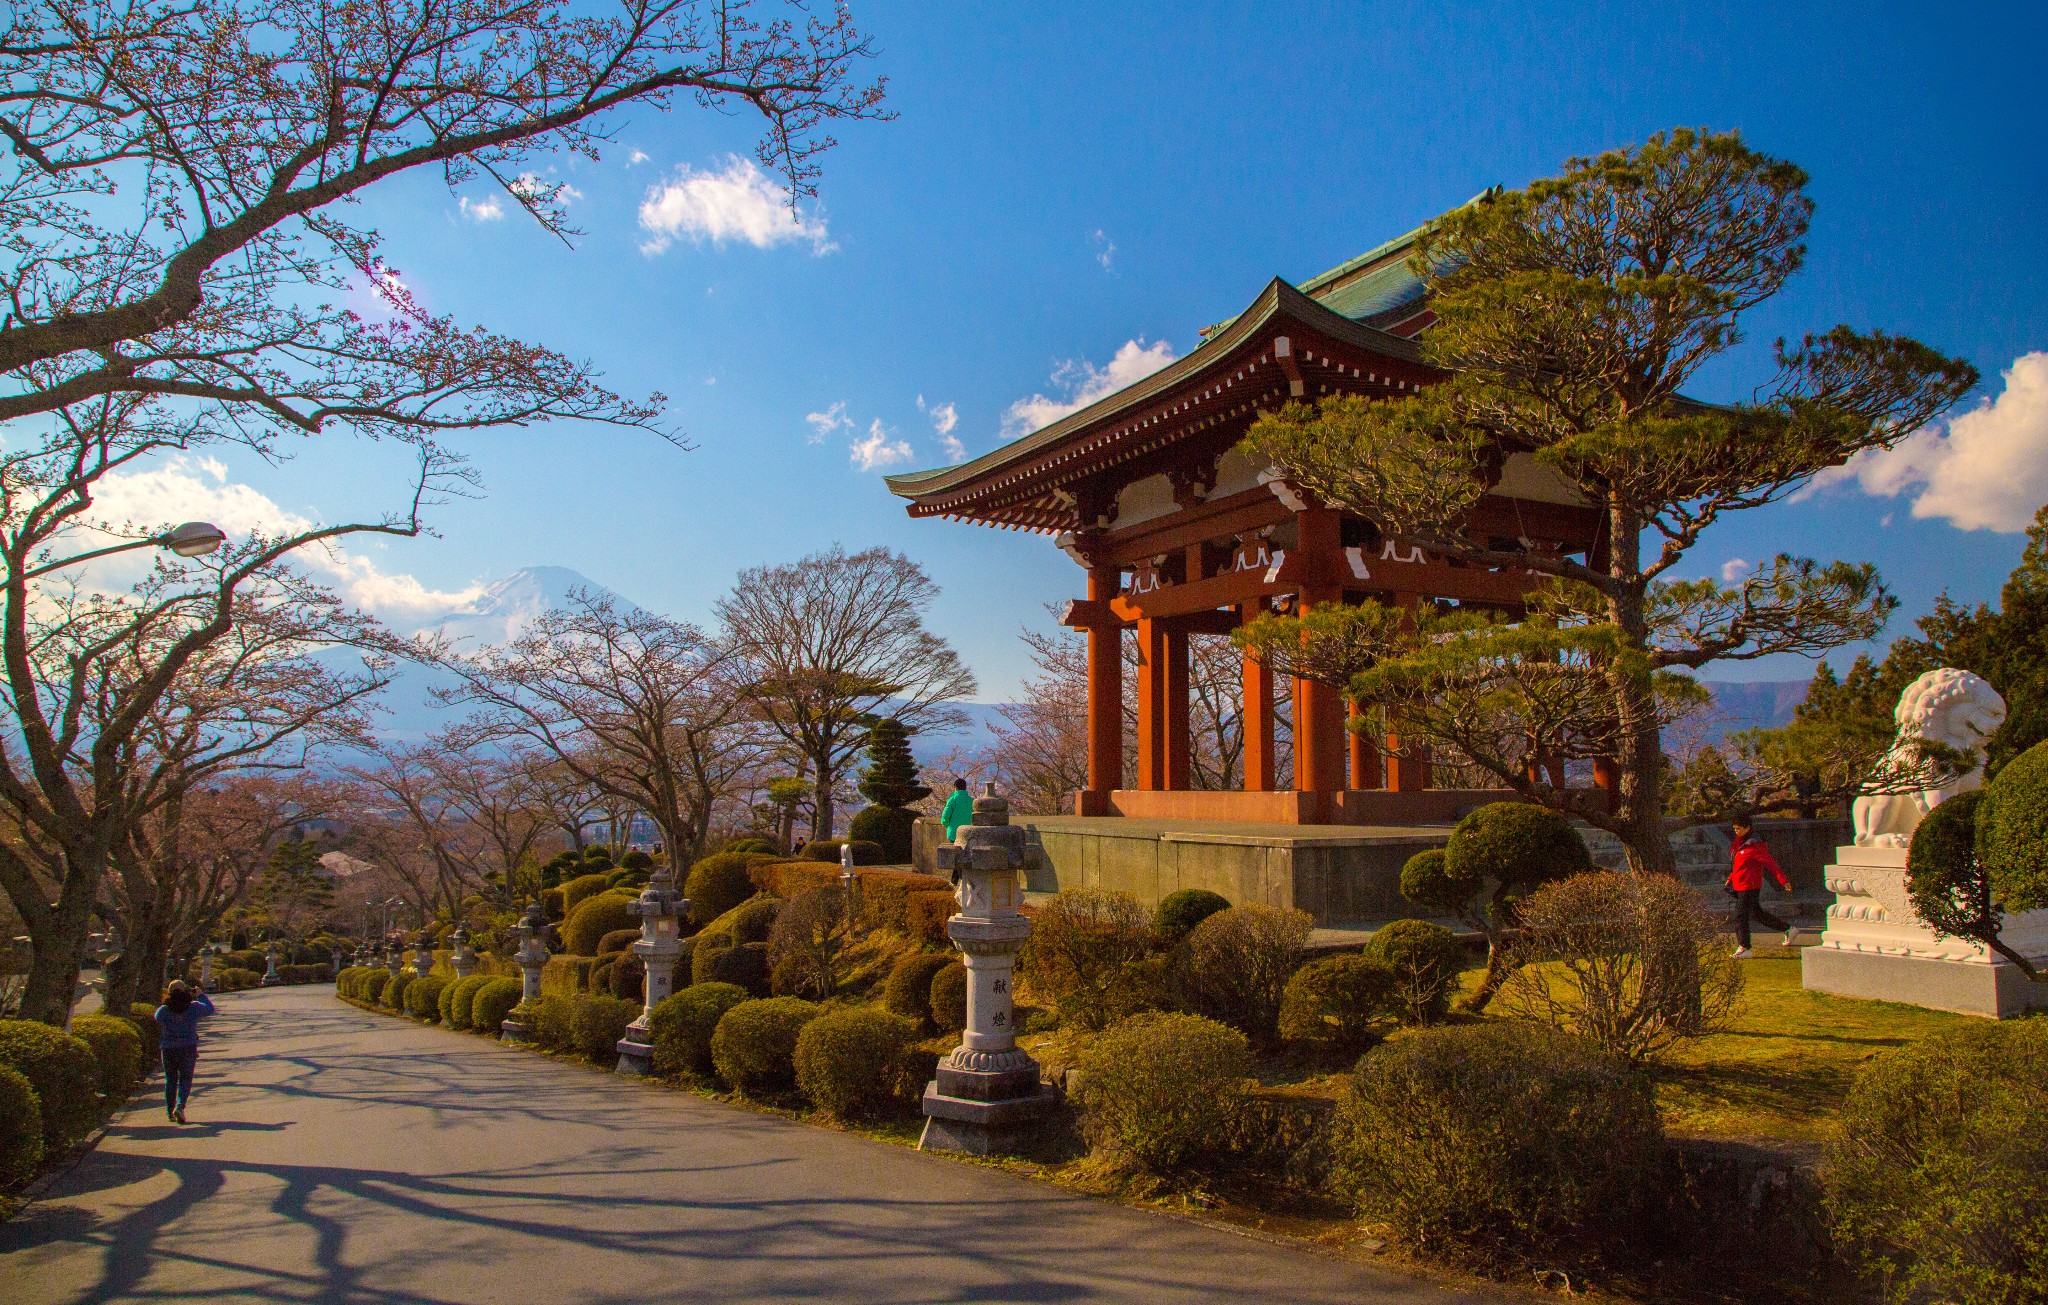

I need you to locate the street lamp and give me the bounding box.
[24,521,227,580]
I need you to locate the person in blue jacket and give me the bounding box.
[153,979,216,1124]
[940,777,975,842]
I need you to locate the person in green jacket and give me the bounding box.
[940,777,975,841]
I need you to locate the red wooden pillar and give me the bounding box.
[1082,566,1123,814]
[1349,699,1382,789]
[1240,602,1275,792]
[1291,505,1346,810]
[1164,626,1190,790]
[1135,617,1169,790]
[1593,756,1621,808]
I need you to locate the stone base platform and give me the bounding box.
[1802,944,2048,1019]
[918,1082,1059,1157]
[615,1036,654,1076]
[1015,815,1457,926]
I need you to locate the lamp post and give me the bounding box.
[24,520,226,580]
[920,784,1056,1156]
[615,868,687,1075]
[501,903,552,1043]
[449,926,478,980]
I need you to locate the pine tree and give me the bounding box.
[858,718,930,808]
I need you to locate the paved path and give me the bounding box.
[1,985,1505,1304]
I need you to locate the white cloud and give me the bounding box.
[1002,337,1179,437]
[637,155,834,256]
[805,401,851,444]
[850,419,912,472]
[458,195,505,222]
[1721,558,1752,584]
[918,394,958,436]
[626,148,650,167]
[1809,352,2048,532]
[939,434,967,463]
[1091,229,1116,272]
[79,456,484,618]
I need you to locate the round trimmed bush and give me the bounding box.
[930,960,968,1033]
[650,982,751,1078]
[1075,1012,1249,1173]
[794,1005,919,1119]
[883,952,955,1027]
[471,978,525,1035]
[710,997,820,1093]
[1333,1023,1661,1269]
[569,994,638,1064]
[730,896,781,945]
[383,971,414,1012]
[529,994,576,1052]
[725,836,776,856]
[1154,888,1231,944]
[0,1019,100,1149]
[1177,904,1314,1047]
[848,805,917,865]
[406,975,449,1022]
[560,872,615,914]
[1360,919,1465,1025]
[705,941,770,996]
[596,929,641,958]
[540,887,566,921]
[0,1064,44,1185]
[361,969,391,1004]
[445,975,492,1030]
[563,891,637,956]
[798,839,884,866]
[1442,802,1591,897]
[215,967,262,991]
[1976,741,2048,913]
[69,1014,144,1101]
[1825,1019,2048,1303]
[685,852,764,929]
[1279,954,1396,1052]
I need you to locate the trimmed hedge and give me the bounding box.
[687,852,773,927]
[596,929,640,958]
[650,983,751,1078]
[530,994,576,1053]
[70,1014,144,1101]
[560,872,615,914]
[1076,1012,1249,1173]
[1153,888,1231,944]
[471,979,525,1035]
[541,955,597,995]
[214,967,263,992]
[930,961,968,1033]
[1177,904,1313,1048]
[0,1064,43,1185]
[125,1004,160,1066]
[445,975,493,1030]
[847,805,917,865]
[383,971,415,1012]
[798,838,884,865]
[563,892,637,956]
[883,952,955,1027]
[569,994,638,1064]
[794,1006,918,1119]
[1278,954,1396,1052]
[1333,1023,1661,1270]
[905,890,956,946]
[406,975,449,1022]
[0,1019,99,1149]
[361,969,391,1004]
[710,997,820,1093]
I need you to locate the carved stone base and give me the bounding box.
[918,1081,1058,1156]
[1804,844,2048,1018]
[499,1015,532,1044]
[615,1036,654,1077]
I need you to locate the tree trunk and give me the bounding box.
[19,871,95,1026]
[811,761,834,844]
[1603,511,1677,875]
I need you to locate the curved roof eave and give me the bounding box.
[885,278,1427,502]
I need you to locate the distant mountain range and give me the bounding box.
[360,566,1812,753]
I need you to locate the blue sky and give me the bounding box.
[174,0,2048,702]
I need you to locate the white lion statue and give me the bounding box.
[1852,667,2007,847]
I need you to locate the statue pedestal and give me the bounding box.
[1802,844,2048,1018]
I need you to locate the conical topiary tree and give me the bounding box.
[851,719,927,863]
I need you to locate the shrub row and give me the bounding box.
[0,1013,147,1186]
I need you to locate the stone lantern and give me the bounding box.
[920,783,1056,1155]
[383,940,403,975]
[839,844,860,933]
[500,903,552,1043]
[412,929,435,978]
[449,926,479,980]
[329,944,347,980]
[198,945,217,988]
[615,867,688,1075]
[261,940,283,986]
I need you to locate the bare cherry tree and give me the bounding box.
[439,589,762,865]
[717,547,975,841]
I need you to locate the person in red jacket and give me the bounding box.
[1727,816,1799,958]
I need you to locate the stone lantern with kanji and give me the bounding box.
[615,867,688,1075]
[449,926,479,980]
[411,929,435,978]
[920,783,1055,1155]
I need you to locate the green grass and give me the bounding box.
[1649,947,1966,1146]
